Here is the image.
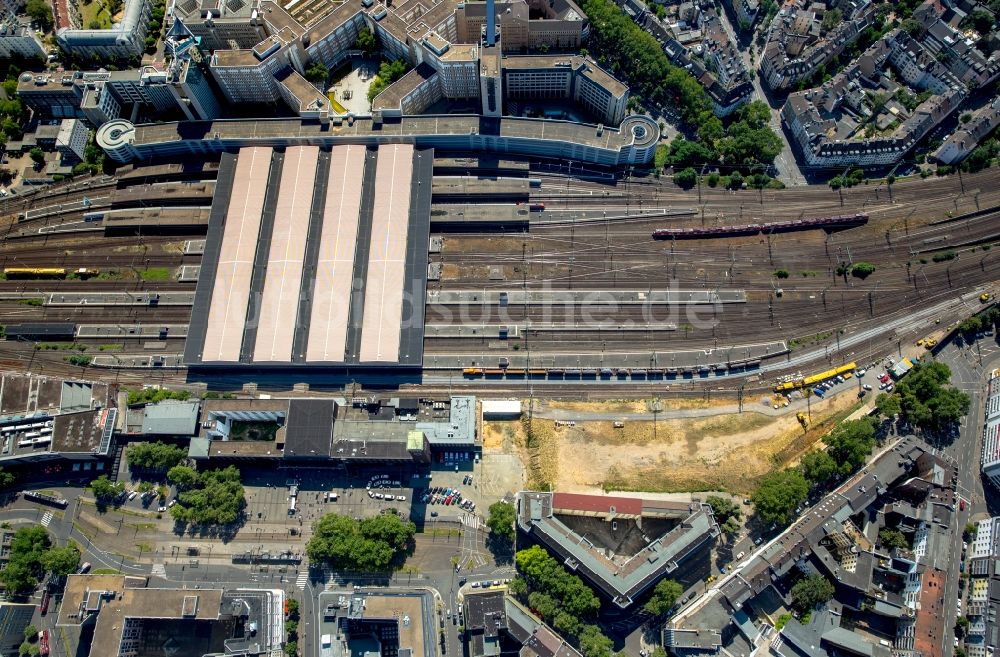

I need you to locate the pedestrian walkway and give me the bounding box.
[151,563,166,577]
[295,569,309,590]
[40,512,52,527]
[460,513,482,529]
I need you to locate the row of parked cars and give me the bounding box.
[422,486,475,511]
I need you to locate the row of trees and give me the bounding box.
[753,419,877,525]
[170,466,245,526]
[125,441,188,471]
[874,361,970,432]
[143,0,167,54]
[660,103,783,173]
[305,511,415,571]
[126,387,192,406]
[367,60,410,103]
[581,0,782,169]
[512,545,614,657]
[0,526,79,596]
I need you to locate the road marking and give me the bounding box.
[40,512,52,527]
[151,563,166,577]
[296,570,309,590]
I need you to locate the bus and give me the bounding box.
[288,496,297,515]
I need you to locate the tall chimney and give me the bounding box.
[486,0,496,46]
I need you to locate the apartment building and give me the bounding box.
[727,0,758,28]
[761,0,874,91]
[934,96,1000,164]
[781,30,966,168]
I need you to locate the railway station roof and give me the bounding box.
[185,144,430,370]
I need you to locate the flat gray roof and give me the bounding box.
[140,401,200,435]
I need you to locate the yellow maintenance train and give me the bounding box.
[3,267,99,279]
[775,362,857,392]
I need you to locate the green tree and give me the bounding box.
[895,361,970,431]
[18,641,39,657]
[41,545,80,576]
[820,8,842,33]
[28,147,44,165]
[304,62,328,85]
[956,615,970,637]
[875,392,902,418]
[643,578,682,616]
[851,262,875,279]
[879,528,909,551]
[24,0,52,28]
[705,496,742,524]
[790,574,834,612]
[751,468,808,525]
[1,562,38,597]
[166,465,199,489]
[515,545,601,618]
[0,468,14,488]
[962,9,994,34]
[367,59,410,102]
[665,136,716,168]
[721,516,741,535]
[89,475,125,503]
[578,624,614,657]
[306,512,415,571]
[673,167,697,189]
[0,526,51,596]
[902,18,922,37]
[354,27,377,53]
[170,466,245,526]
[801,449,838,487]
[286,598,300,621]
[126,441,187,471]
[824,419,876,475]
[486,501,516,541]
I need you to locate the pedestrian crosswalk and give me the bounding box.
[151,563,166,577]
[295,569,309,590]
[461,513,482,529]
[40,512,52,527]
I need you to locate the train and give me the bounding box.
[39,630,49,657]
[3,267,99,279]
[461,361,762,378]
[774,362,858,392]
[652,213,869,240]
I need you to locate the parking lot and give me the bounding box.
[234,453,493,537]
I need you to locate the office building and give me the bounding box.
[0,17,45,59]
[56,0,152,58]
[55,118,89,163]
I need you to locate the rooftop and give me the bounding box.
[517,491,719,607]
